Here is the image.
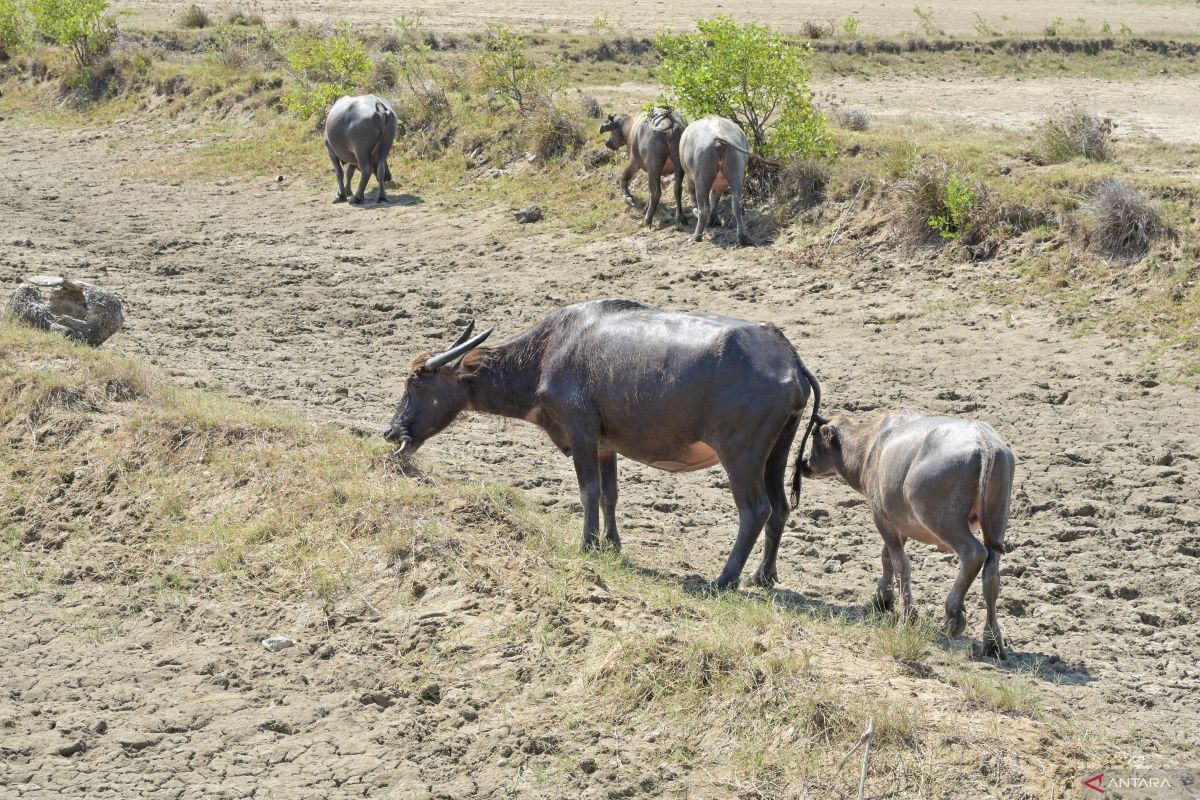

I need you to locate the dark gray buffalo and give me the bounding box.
[600,109,688,226]
[800,410,1014,658]
[383,299,822,590]
[324,94,397,205]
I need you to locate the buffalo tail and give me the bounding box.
[790,361,821,508]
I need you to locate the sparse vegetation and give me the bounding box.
[1036,105,1113,163]
[226,7,264,27]
[527,103,585,160]
[656,15,831,158]
[476,23,561,112]
[830,105,869,131]
[179,4,210,29]
[840,13,862,37]
[912,5,941,37]
[894,157,986,244]
[1086,179,1163,261]
[0,0,27,57]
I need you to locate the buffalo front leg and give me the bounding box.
[327,143,348,203]
[714,451,772,590]
[570,436,603,551]
[982,547,1007,658]
[599,449,620,549]
[872,544,896,612]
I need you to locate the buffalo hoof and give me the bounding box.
[691,234,703,243]
[748,568,777,588]
[871,590,896,614]
[737,234,753,247]
[350,195,364,205]
[944,609,967,638]
[983,625,1007,660]
[332,195,347,204]
[376,195,389,204]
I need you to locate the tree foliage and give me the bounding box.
[655,15,831,159]
[475,23,560,112]
[0,0,27,57]
[284,23,372,120]
[27,0,111,69]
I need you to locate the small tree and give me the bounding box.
[1,0,28,57]
[284,23,372,119]
[476,23,559,112]
[655,15,831,159]
[27,0,111,70]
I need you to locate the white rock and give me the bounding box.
[262,635,295,653]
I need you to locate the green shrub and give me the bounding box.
[226,8,264,26]
[840,14,862,36]
[284,23,371,119]
[656,15,831,159]
[179,4,209,29]
[0,0,28,57]
[476,23,560,112]
[28,0,111,70]
[928,171,975,240]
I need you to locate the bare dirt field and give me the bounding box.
[116,0,1200,37]
[2,93,1199,798]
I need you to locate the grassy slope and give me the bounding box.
[0,321,1107,796]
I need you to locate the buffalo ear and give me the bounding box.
[820,424,836,444]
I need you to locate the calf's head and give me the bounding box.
[800,415,845,479]
[383,321,493,454]
[599,113,629,151]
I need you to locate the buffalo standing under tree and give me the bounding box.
[800,410,1014,658]
[324,94,397,205]
[383,300,821,590]
[600,109,688,227]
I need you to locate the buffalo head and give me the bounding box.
[383,321,494,455]
[599,113,629,152]
[799,415,840,479]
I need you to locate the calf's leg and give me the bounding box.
[599,449,620,549]
[620,161,639,207]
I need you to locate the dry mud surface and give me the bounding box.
[2,113,1200,797]
[116,0,1200,37]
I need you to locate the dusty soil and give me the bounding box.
[2,113,1199,793]
[116,0,1200,37]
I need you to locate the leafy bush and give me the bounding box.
[841,14,862,36]
[1036,105,1113,163]
[28,0,111,70]
[284,23,371,119]
[894,158,986,243]
[179,4,209,29]
[927,171,975,240]
[1,0,28,57]
[656,15,831,159]
[476,23,559,112]
[1087,180,1162,261]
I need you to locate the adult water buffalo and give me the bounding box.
[800,410,1014,658]
[324,94,397,205]
[599,108,688,226]
[679,116,758,246]
[383,300,822,590]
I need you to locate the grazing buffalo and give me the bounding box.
[324,94,397,205]
[599,108,688,226]
[383,300,822,590]
[800,410,1014,658]
[678,116,762,246]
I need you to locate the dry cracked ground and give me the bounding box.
[2,104,1199,797]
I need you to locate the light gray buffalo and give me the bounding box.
[383,299,822,591]
[324,94,397,205]
[599,109,688,226]
[679,116,776,246]
[800,410,1014,658]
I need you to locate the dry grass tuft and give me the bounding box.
[1035,105,1114,163]
[801,20,828,39]
[771,158,828,213]
[179,4,211,29]
[527,104,585,161]
[830,105,870,131]
[578,92,602,119]
[1086,179,1162,261]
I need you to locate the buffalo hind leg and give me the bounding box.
[350,149,372,203]
[708,186,722,228]
[872,544,896,612]
[691,172,714,242]
[643,166,663,225]
[672,165,688,225]
[982,547,1006,658]
[714,447,772,590]
[935,522,986,639]
[620,161,639,208]
[599,449,620,550]
[750,416,801,587]
[327,144,348,203]
[731,179,751,246]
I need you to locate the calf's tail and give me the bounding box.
[790,361,822,508]
[713,136,783,170]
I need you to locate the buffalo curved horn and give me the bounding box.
[449,319,476,349]
[425,327,494,370]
